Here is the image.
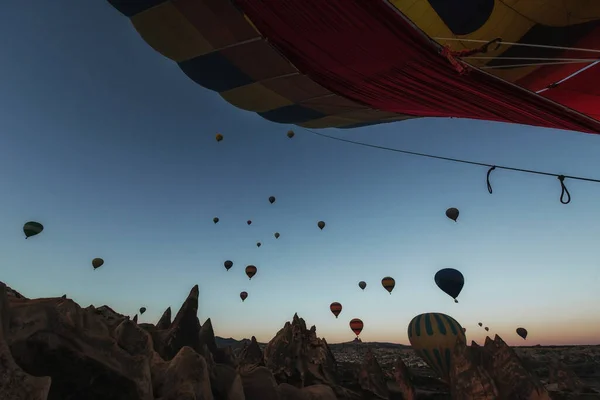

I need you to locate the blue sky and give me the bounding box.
[1,1,599,346]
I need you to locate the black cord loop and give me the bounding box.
[486,166,496,194]
[558,175,571,204]
[300,128,599,205]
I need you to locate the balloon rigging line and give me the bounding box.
[299,128,600,205]
[481,60,594,69]
[432,37,600,54]
[436,38,600,91]
[536,60,600,94]
[465,57,598,62]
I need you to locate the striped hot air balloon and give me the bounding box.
[329,302,342,318]
[407,312,466,382]
[349,318,364,338]
[381,277,395,294]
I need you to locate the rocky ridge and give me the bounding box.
[0,282,598,399]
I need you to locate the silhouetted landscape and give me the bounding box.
[2,282,598,399]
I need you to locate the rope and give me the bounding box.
[537,60,600,94]
[465,57,599,62]
[432,37,600,54]
[481,60,596,69]
[299,128,600,205]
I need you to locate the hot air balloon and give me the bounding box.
[247,220,252,225]
[434,268,464,303]
[23,221,43,239]
[274,232,280,239]
[485,327,489,332]
[240,291,248,302]
[256,242,261,248]
[381,277,395,294]
[358,281,366,290]
[269,196,276,204]
[224,260,233,271]
[213,217,219,224]
[516,327,528,340]
[140,307,146,314]
[287,130,295,138]
[349,318,364,338]
[330,302,342,318]
[245,265,257,280]
[445,208,459,222]
[317,221,325,230]
[408,312,466,382]
[106,1,600,135]
[478,322,483,327]
[215,133,223,142]
[92,258,104,270]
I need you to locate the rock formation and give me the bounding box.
[357,348,389,399]
[1,281,598,400]
[448,335,554,400]
[264,313,338,388]
[0,283,51,400]
[239,336,265,367]
[156,307,171,330]
[392,355,416,400]
[449,338,499,399]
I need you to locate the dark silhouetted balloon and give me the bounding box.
[349,318,364,337]
[140,307,146,314]
[247,220,252,225]
[274,232,280,239]
[408,312,466,382]
[246,265,257,280]
[478,322,483,327]
[92,258,104,270]
[445,207,459,222]
[216,133,223,142]
[484,327,489,332]
[317,221,325,230]
[269,196,276,204]
[516,327,528,339]
[240,291,248,302]
[358,281,366,290]
[381,277,395,294]
[287,130,295,138]
[224,260,233,271]
[434,268,464,303]
[213,217,219,224]
[256,242,261,248]
[330,302,342,318]
[23,221,44,239]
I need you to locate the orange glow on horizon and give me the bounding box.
[239,317,600,347]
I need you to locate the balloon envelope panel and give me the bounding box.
[407,312,466,381]
[106,0,414,129]
[388,0,600,121]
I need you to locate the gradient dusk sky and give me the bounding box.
[1,1,599,347]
